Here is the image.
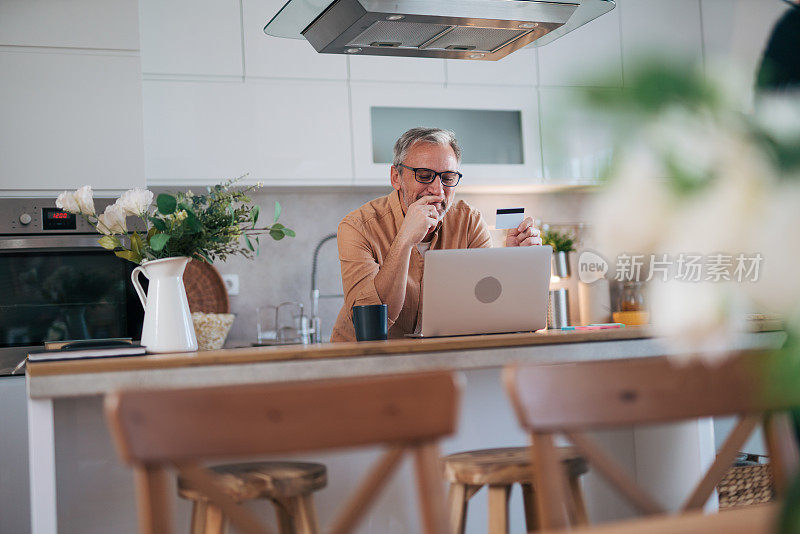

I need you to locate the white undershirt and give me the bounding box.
[416,241,431,256]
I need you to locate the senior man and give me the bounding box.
[330,127,541,342]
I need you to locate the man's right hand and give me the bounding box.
[399,195,444,245]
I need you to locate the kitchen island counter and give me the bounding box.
[25,328,786,534]
[27,327,783,399]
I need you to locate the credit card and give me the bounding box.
[495,208,524,230]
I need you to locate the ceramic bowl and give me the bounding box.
[191,312,235,350]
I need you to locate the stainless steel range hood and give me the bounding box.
[264,0,615,61]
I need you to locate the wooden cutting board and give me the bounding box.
[183,258,230,313]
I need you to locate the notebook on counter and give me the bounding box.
[27,338,146,363]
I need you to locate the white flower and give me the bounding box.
[704,59,753,112]
[590,117,781,365]
[650,279,749,366]
[589,144,675,258]
[115,188,153,216]
[96,203,127,235]
[649,107,721,181]
[55,190,80,214]
[658,136,775,257]
[754,95,800,145]
[73,185,95,216]
[174,209,188,222]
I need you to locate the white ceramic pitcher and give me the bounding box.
[131,256,198,353]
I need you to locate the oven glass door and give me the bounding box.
[0,250,143,348]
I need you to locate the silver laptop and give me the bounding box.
[409,245,552,338]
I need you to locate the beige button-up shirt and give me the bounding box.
[331,191,492,342]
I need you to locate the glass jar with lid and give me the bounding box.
[613,281,649,325]
[619,281,645,312]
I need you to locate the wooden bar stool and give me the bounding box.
[177,461,326,534]
[444,446,588,534]
[105,371,459,534]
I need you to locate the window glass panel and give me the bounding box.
[371,107,524,165]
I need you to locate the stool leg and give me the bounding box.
[203,503,227,534]
[292,494,319,534]
[488,485,511,534]
[521,484,539,532]
[568,477,589,526]
[272,499,295,534]
[447,483,470,534]
[189,500,208,534]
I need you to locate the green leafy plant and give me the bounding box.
[541,228,575,253]
[56,177,294,264]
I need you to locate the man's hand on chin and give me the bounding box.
[505,217,542,247]
[399,195,444,246]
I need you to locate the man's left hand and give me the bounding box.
[505,217,542,247]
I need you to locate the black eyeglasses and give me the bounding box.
[395,164,462,187]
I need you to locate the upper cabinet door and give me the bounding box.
[140,0,243,77]
[249,79,353,183]
[539,87,618,185]
[537,6,623,87]
[143,79,352,185]
[143,81,258,185]
[446,48,538,86]
[618,0,703,80]
[243,0,347,80]
[350,82,541,186]
[0,0,140,50]
[0,50,145,195]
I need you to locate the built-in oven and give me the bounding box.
[0,198,145,375]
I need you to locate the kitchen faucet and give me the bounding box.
[310,233,342,343]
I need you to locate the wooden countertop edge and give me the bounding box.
[27,327,652,378]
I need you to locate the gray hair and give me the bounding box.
[392,127,462,168]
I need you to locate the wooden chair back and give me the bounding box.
[504,350,800,529]
[542,503,778,534]
[106,371,461,534]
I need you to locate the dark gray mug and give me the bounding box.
[352,304,388,341]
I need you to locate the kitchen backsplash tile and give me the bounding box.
[153,187,593,345]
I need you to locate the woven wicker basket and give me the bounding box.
[717,454,774,510]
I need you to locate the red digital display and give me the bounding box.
[42,207,77,230]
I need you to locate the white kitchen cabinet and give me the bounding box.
[0,376,29,534]
[700,0,789,101]
[0,0,140,50]
[139,0,243,77]
[539,87,618,184]
[349,55,446,84]
[537,4,623,87]
[249,79,353,183]
[143,79,352,185]
[350,82,541,186]
[243,0,348,80]
[0,50,145,196]
[143,80,258,185]
[445,48,538,86]
[618,0,703,82]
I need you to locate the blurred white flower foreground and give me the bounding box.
[586,62,800,364]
